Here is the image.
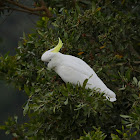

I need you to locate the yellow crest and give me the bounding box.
[51,38,63,53]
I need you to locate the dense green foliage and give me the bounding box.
[0,0,140,139]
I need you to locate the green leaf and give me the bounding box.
[23,102,29,116]
[125,69,131,81]
[118,87,126,91]
[92,1,96,12]
[123,133,127,137]
[53,106,56,113]
[74,32,81,42]
[122,126,124,131]
[131,131,137,137]
[120,115,131,118]
[24,85,30,95]
[12,133,18,137]
[106,101,113,108]
[35,88,41,93]
[27,41,34,44]
[14,116,18,123]
[64,98,68,105]
[116,129,122,135]
[0,125,6,130]
[75,3,80,14]
[111,134,120,140]
[5,130,10,135]
[83,79,88,89]
[132,94,139,99]
[133,77,138,85]
[138,81,140,88]
[64,31,68,39]
[37,30,44,37]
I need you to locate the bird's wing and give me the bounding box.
[55,65,90,86]
[58,55,108,89]
[61,54,96,77]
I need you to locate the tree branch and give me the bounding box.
[0,7,48,17]
[4,0,52,18]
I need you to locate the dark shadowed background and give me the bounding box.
[0,4,38,139]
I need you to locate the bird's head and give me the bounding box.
[41,38,63,63]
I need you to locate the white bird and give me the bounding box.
[41,38,116,102]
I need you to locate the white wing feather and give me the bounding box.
[54,54,109,90]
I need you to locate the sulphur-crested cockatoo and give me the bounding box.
[41,38,116,102]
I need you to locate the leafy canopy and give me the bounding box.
[0,0,140,139]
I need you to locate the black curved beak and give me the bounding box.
[44,62,48,66]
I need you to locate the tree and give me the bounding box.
[0,0,140,139]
